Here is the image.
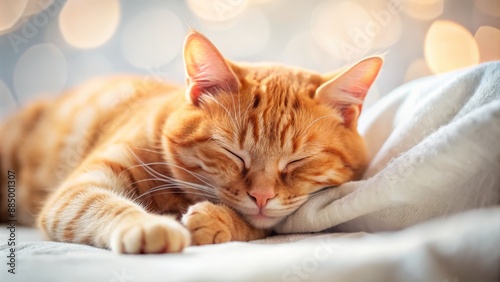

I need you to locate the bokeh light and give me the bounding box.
[67,53,114,86]
[121,7,184,69]
[0,80,18,118]
[353,0,403,48]
[403,0,444,20]
[0,0,497,110]
[0,0,28,32]
[424,20,479,74]
[311,0,402,63]
[203,8,270,58]
[474,0,500,17]
[59,0,120,48]
[372,13,402,49]
[474,26,500,62]
[312,1,374,61]
[13,43,67,103]
[188,0,248,22]
[23,0,54,17]
[284,31,334,71]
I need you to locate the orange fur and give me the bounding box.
[0,31,382,253]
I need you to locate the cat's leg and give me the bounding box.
[181,201,269,245]
[37,161,190,254]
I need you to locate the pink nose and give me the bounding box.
[248,190,276,208]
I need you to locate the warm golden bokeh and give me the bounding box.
[0,0,497,105]
[23,0,54,16]
[201,8,270,58]
[372,13,402,48]
[120,7,184,69]
[312,1,374,61]
[474,26,500,62]
[59,0,120,48]
[424,20,480,74]
[311,0,403,62]
[403,0,444,20]
[0,0,28,31]
[187,0,248,22]
[474,0,500,17]
[13,43,67,102]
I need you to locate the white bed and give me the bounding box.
[1,62,499,282]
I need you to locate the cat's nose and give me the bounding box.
[248,190,276,209]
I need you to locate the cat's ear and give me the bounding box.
[315,57,383,128]
[183,31,239,106]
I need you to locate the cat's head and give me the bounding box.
[163,31,382,228]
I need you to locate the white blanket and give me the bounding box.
[276,61,500,234]
[2,207,499,281]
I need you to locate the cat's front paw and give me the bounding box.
[110,214,190,254]
[181,202,232,246]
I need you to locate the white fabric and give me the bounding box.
[276,61,500,233]
[2,207,500,281]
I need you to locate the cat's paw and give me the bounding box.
[181,202,232,246]
[110,214,191,254]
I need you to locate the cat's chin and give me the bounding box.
[245,214,284,229]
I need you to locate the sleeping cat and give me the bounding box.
[0,31,382,254]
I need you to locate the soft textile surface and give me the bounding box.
[1,62,499,282]
[276,61,500,233]
[1,208,499,281]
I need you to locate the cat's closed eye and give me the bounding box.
[222,147,246,168]
[283,157,309,173]
[287,157,309,167]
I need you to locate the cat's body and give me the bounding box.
[0,31,382,253]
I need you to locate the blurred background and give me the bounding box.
[0,0,499,117]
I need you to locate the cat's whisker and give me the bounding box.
[138,169,215,194]
[133,146,202,165]
[204,95,239,141]
[124,177,174,190]
[229,84,239,133]
[234,85,245,137]
[135,188,216,202]
[299,114,339,139]
[151,180,215,194]
[125,147,188,190]
[118,146,172,183]
[168,153,203,163]
[146,144,167,150]
[138,190,218,202]
[133,147,165,155]
[125,178,156,189]
[134,179,217,202]
[126,147,218,203]
[240,98,253,135]
[143,182,214,196]
[138,161,215,188]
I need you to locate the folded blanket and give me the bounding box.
[276,61,500,233]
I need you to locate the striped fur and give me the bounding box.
[0,31,382,253]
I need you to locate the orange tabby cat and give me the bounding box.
[0,31,382,253]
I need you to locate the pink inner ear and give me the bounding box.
[187,83,203,105]
[183,31,239,105]
[315,57,383,126]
